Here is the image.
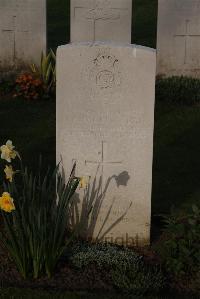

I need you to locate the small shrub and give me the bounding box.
[70,242,165,295]
[156,76,200,105]
[154,205,200,279]
[112,262,164,296]
[0,140,80,278]
[14,49,56,101]
[14,73,44,100]
[70,242,140,269]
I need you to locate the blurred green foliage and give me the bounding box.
[156,76,200,105]
[154,205,200,278]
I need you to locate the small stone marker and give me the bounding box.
[71,0,132,43]
[57,43,156,246]
[157,0,200,77]
[0,0,46,73]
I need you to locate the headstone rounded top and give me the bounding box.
[60,41,156,54]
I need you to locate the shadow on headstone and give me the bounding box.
[68,166,132,243]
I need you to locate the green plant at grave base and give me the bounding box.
[0,140,80,279]
[156,76,200,105]
[70,242,165,295]
[30,49,56,97]
[154,205,200,279]
[0,78,14,95]
[112,262,164,296]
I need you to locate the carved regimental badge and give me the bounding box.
[90,52,121,89]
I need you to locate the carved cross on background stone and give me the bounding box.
[74,5,127,41]
[71,0,132,43]
[174,19,200,64]
[1,15,28,62]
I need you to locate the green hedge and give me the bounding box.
[156,76,200,105]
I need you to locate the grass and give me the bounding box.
[0,0,199,219]
[0,288,198,299]
[0,98,200,217]
[0,0,199,218]
[47,0,158,50]
[0,1,199,296]
[152,102,200,215]
[0,99,55,176]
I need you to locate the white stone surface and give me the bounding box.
[0,0,46,73]
[71,0,132,43]
[157,0,200,77]
[57,42,156,246]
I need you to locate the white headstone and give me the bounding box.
[57,43,156,246]
[157,0,200,77]
[0,0,46,73]
[71,0,132,43]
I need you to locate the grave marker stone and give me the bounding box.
[0,0,46,73]
[71,0,132,43]
[157,0,200,77]
[56,43,156,246]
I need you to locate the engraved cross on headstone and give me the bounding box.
[174,19,200,64]
[85,141,122,192]
[2,16,28,62]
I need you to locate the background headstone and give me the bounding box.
[157,0,200,77]
[71,0,132,43]
[0,0,46,74]
[57,43,156,246]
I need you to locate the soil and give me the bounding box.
[0,214,199,296]
[0,243,113,292]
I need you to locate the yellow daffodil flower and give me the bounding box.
[0,140,17,163]
[4,165,15,182]
[0,192,15,213]
[79,176,90,189]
